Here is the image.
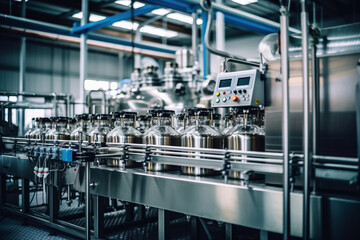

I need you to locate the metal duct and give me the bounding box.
[259,22,360,62]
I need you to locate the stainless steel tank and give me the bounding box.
[107,111,142,168]
[181,108,224,176]
[88,114,111,143]
[143,110,181,171]
[142,66,161,87]
[70,114,90,141]
[226,109,265,179]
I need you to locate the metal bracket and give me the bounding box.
[143,146,151,171]
[221,151,231,183]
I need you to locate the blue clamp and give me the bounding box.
[60,149,75,162]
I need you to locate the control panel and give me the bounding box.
[211,69,264,108]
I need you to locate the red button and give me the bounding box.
[232,96,239,102]
[222,91,226,95]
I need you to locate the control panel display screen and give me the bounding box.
[237,77,250,86]
[219,79,232,88]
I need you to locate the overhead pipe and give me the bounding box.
[18,0,26,136]
[301,0,310,239]
[71,5,159,35]
[140,0,300,34]
[191,11,199,65]
[280,5,290,240]
[0,14,178,55]
[200,0,260,68]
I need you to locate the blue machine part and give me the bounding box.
[60,149,74,162]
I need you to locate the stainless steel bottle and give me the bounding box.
[223,112,235,135]
[175,113,186,134]
[181,108,224,176]
[51,117,71,140]
[212,113,222,132]
[88,114,111,143]
[107,111,142,168]
[67,118,77,133]
[70,114,90,141]
[25,118,36,137]
[143,110,180,171]
[136,115,151,133]
[45,117,56,140]
[30,118,51,139]
[226,109,265,179]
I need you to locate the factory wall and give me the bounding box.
[0,34,134,99]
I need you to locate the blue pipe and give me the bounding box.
[138,0,199,13]
[139,0,279,34]
[0,14,176,55]
[222,12,278,34]
[71,5,159,35]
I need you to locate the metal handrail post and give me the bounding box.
[80,0,90,239]
[301,0,310,239]
[280,6,290,240]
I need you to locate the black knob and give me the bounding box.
[233,90,237,94]
[243,89,247,94]
[238,90,242,94]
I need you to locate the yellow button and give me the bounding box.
[216,92,220,96]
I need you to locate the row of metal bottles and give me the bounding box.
[24,108,264,178]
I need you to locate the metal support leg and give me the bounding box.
[260,230,268,240]
[0,173,6,206]
[138,205,146,223]
[356,80,360,187]
[191,217,199,240]
[85,161,91,240]
[93,195,105,239]
[301,1,311,240]
[158,209,170,240]
[225,223,232,240]
[280,6,290,240]
[49,185,59,222]
[125,202,135,222]
[21,178,29,214]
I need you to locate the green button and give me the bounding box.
[216,98,220,103]
[222,97,227,102]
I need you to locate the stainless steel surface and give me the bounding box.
[280,7,290,240]
[211,69,264,108]
[259,23,360,62]
[85,167,327,238]
[301,1,310,239]
[114,86,200,114]
[265,53,360,157]
[311,32,320,163]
